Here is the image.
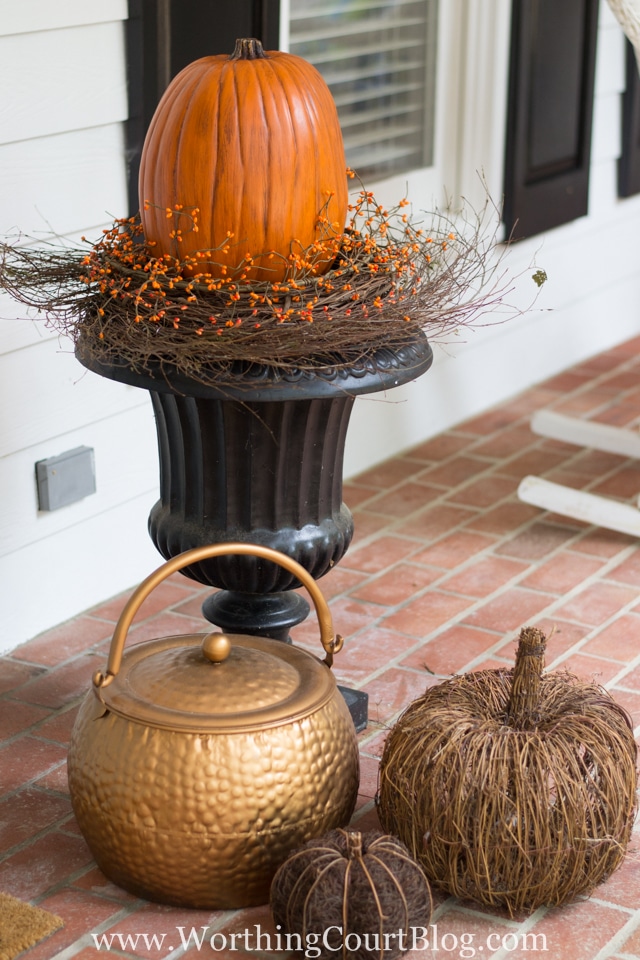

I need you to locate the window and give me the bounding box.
[287,0,439,184]
[126,0,457,215]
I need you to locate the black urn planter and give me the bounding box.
[149,388,355,637]
[77,338,433,727]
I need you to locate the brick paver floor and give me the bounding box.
[4,336,640,958]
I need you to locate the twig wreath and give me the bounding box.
[0,175,545,385]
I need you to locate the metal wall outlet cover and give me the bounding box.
[36,446,96,511]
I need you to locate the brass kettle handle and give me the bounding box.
[94,543,343,688]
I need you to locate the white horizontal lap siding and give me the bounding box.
[344,245,640,478]
[0,22,127,145]
[0,495,162,650]
[0,9,162,653]
[0,403,159,558]
[0,294,56,353]
[595,6,627,98]
[0,344,153,458]
[0,0,129,38]
[1,124,128,242]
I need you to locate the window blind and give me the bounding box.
[289,0,438,183]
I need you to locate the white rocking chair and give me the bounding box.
[517,410,640,537]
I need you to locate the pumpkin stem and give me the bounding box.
[506,626,547,728]
[345,831,363,860]
[231,38,268,60]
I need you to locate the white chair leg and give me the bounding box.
[518,475,640,536]
[518,411,640,535]
[531,410,640,459]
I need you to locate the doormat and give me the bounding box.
[0,892,63,960]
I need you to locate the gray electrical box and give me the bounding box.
[36,446,96,511]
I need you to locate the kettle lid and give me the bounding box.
[95,631,336,733]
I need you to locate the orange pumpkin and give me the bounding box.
[139,38,348,282]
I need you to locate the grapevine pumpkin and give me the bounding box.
[139,38,348,282]
[377,626,638,915]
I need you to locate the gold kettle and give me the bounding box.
[67,543,359,909]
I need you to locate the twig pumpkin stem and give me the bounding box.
[231,38,267,60]
[507,626,547,728]
[344,830,363,860]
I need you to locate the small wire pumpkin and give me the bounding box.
[270,828,432,960]
[377,627,638,915]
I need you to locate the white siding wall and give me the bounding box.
[1,2,640,654]
[0,2,160,652]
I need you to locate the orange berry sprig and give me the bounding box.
[77,183,462,338]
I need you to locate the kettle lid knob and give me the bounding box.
[201,632,232,664]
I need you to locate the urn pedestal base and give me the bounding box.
[201,589,310,643]
[77,340,434,731]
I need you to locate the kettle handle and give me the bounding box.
[94,543,343,688]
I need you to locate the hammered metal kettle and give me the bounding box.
[67,543,359,909]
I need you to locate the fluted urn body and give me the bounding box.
[77,339,433,640]
[148,390,355,593]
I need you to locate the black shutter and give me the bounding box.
[503,0,600,241]
[125,0,280,217]
[124,0,147,217]
[619,39,640,197]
